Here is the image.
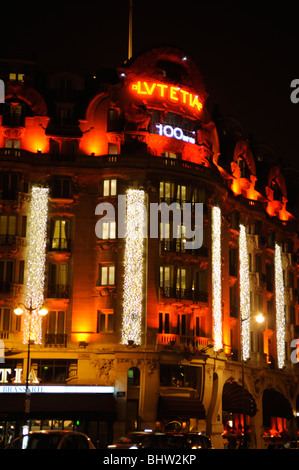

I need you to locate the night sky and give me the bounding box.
[1,0,299,172]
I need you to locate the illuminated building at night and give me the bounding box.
[0,48,298,448]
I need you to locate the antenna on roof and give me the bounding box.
[128,0,133,60]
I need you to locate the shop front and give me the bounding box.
[0,385,116,448]
[222,381,257,448]
[156,395,206,432]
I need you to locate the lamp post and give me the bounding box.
[240,312,265,447]
[14,300,48,430]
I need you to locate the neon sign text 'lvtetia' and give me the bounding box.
[131,81,203,112]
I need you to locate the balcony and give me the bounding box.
[161,286,208,303]
[0,234,27,254]
[47,284,69,299]
[45,334,67,347]
[160,240,208,257]
[157,333,210,349]
[49,238,71,252]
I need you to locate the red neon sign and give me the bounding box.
[131,81,203,112]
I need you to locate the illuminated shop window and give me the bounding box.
[97,309,114,333]
[103,178,117,196]
[36,359,75,383]
[98,264,115,286]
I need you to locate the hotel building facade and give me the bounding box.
[0,47,298,448]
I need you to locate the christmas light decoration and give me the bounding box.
[275,242,285,369]
[239,224,251,361]
[211,206,222,351]
[23,186,49,344]
[121,189,145,345]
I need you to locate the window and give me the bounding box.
[98,264,115,286]
[101,220,116,239]
[0,261,13,292]
[48,264,68,298]
[36,359,75,383]
[52,178,72,199]
[48,310,66,335]
[0,173,19,199]
[160,266,173,295]
[3,103,24,127]
[97,309,113,332]
[0,308,11,331]
[9,73,24,82]
[159,312,170,334]
[195,316,205,337]
[0,215,17,235]
[176,268,187,293]
[159,181,175,202]
[50,220,70,250]
[5,139,21,149]
[103,179,117,197]
[176,313,186,335]
[18,260,24,284]
[108,143,118,155]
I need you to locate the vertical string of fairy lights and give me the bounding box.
[275,242,285,369]
[121,189,145,345]
[23,186,49,344]
[211,206,223,351]
[239,224,251,361]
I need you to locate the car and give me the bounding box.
[5,430,96,449]
[107,431,152,449]
[108,431,188,449]
[184,432,212,449]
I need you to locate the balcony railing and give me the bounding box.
[160,240,208,256]
[162,286,208,302]
[45,334,67,347]
[49,238,71,251]
[157,333,210,349]
[47,284,69,299]
[0,234,27,249]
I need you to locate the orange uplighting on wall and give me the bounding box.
[130,80,203,113]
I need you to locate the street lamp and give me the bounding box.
[14,299,48,429]
[240,312,265,447]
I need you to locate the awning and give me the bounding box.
[222,381,257,417]
[157,396,205,420]
[263,388,293,424]
[0,393,117,421]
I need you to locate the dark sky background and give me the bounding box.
[1,0,299,173]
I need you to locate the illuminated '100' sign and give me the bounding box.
[156,123,195,144]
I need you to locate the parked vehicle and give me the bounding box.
[185,432,212,449]
[5,430,96,449]
[108,431,190,449]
